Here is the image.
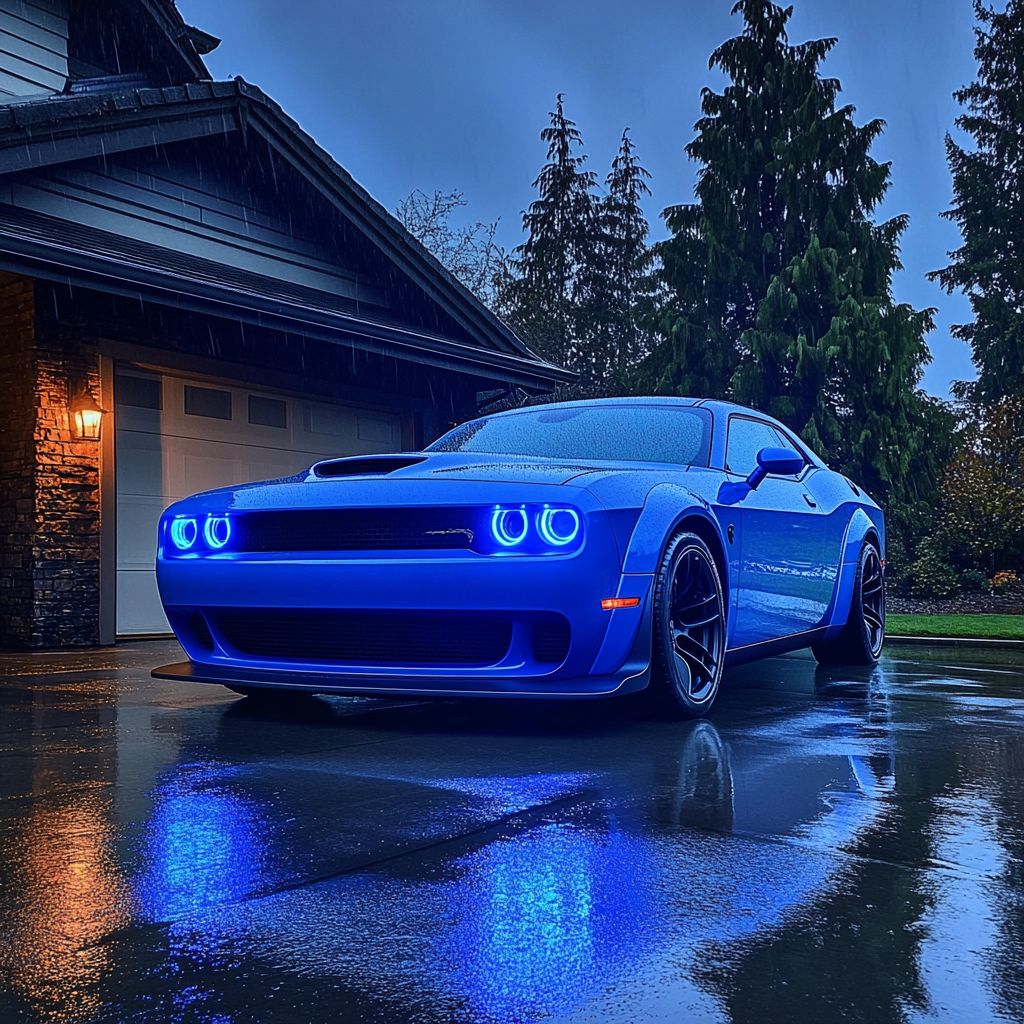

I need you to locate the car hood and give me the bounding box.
[307,451,676,487]
[169,452,698,516]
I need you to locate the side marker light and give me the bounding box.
[601,597,641,610]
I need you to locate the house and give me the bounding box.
[0,0,570,646]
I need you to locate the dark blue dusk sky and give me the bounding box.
[176,0,983,398]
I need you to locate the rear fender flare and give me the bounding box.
[821,508,881,639]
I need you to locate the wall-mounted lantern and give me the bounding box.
[71,390,105,440]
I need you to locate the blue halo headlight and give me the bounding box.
[538,507,581,547]
[170,517,197,550]
[203,515,231,549]
[491,507,528,547]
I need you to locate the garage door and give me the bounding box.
[115,370,403,635]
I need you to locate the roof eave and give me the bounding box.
[0,80,553,369]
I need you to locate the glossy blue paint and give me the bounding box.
[153,398,884,706]
[619,483,719,575]
[724,474,828,648]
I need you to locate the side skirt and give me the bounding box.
[724,626,829,668]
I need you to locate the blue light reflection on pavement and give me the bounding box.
[425,772,596,815]
[150,753,891,1023]
[137,763,273,924]
[440,822,658,1021]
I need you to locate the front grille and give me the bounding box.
[214,610,512,666]
[532,617,571,663]
[232,509,476,552]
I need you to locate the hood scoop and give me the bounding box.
[313,455,427,478]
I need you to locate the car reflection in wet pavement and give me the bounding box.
[1,642,1022,1023]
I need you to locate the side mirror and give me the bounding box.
[750,447,805,487]
[717,447,805,506]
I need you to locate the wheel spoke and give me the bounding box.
[673,631,717,682]
[674,554,697,597]
[671,593,718,621]
[677,611,721,630]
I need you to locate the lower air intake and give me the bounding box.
[532,617,571,663]
[214,610,513,666]
[189,613,215,651]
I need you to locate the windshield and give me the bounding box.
[426,405,712,466]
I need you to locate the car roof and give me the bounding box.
[482,396,772,419]
[483,397,700,419]
[477,397,826,469]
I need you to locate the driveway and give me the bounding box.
[0,641,1021,1023]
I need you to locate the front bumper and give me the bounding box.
[154,503,654,698]
[152,602,653,700]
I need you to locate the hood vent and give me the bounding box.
[313,455,427,478]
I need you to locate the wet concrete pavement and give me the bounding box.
[0,642,1022,1023]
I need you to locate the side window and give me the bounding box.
[725,417,794,476]
[776,427,813,465]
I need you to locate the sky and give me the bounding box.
[176,0,983,399]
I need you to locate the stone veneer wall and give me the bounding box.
[0,272,102,647]
[0,272,37,644]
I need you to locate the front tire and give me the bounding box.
[649,532,726,718]
[812,539,885,665]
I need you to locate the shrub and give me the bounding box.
[960,569,990,592]
[909,540,960,598]
[991,570,1019,594]
[941,399,1024,564]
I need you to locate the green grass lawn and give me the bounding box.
[887,613,1024,640]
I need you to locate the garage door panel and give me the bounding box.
[183,452,242,495]
[115,405,163,435]
[247,454,313,483]
[304,403,355,439]
[115,430,167,497]
[357,412,399,446]
[117,495,174,569]
[117,569,170,635]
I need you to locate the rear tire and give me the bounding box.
[649,532,726,718]
[812,539,885,666]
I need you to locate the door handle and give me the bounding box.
[803,493,817,508]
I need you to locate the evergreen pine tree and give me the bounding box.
[585,129,654,387]
[929,0,1024,403]
[641,0,943,505]
[500,95,598,370]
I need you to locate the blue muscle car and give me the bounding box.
[152,398,885,717]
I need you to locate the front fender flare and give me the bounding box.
[621,484,726,576]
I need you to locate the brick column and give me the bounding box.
[0,273,103,647]
[0,272,37,643]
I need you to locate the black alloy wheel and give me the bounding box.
[860,545,886,655]
[812,539,886,666]
[650,532,726,718]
